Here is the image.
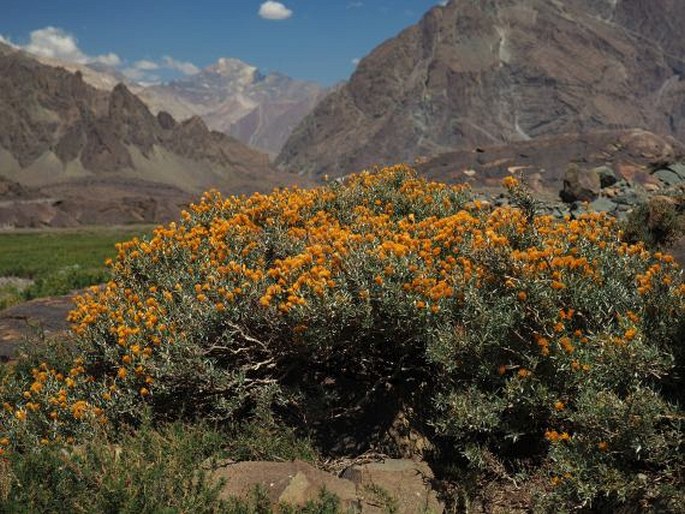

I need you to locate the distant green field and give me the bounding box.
[0,226,152,307]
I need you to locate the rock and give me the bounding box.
[209,458,444,513]
[604,187,620,198]
[668,236,685,268]
[644,182,660,192]
[342,459,444,514]
[0,293,76,360]
[667,163,685,180]
[594,166,618,188]
[654,169,683,187]
[211,460,360,511]
[589,197,617,213]
[619,129,677,167]
[157,110,176,130]
[614,190,646,206]
[560,164,601,203]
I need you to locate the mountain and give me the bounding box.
[276,0,685,178]
[138,58,327,155]
[0,42,297,195]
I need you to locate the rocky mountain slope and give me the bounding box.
[277,0,685,178]
[138,58,327,155]
[0,42,293,191]
[0,42,308,227]
[8,45,325,157]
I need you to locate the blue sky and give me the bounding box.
[0,1,447,85]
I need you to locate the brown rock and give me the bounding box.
[210,458,444,513]
[560,164,601,203]
[211,460,360,511]
[342,459,444,514]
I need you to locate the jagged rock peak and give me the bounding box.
[206,57,258,79]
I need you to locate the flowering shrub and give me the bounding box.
[1,165,683,511]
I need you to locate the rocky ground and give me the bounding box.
[0,291,75,361]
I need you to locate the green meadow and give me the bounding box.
[0,226,152,308]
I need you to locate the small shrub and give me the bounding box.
[1,165,683,512]
[622,193,685,249]
[23,265,110,300]
[0,420,227,513]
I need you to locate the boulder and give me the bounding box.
[668,163,685,180]
[342,459,444,514]
[209,458,444,513]
[560,164,601,203]
[654,169,683,187]
[211,460,360,510]
[593,166,618,188]
[589,197,617,213]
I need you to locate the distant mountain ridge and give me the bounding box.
[0,41,293,191]
[19,48,326,156]
[138,58,327,155]
[277,0,685,178]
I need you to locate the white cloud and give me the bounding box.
[24,26,88,62]
[133,59,159,71]
[438,1,449,6]
[162,56,199,75]
[95,52,121,67]
[121,67,147,81]
[352,57,360,66]
[11,26,201,84]
[347,1,363,7]
[258,1,293,20]
[20,26,121,67]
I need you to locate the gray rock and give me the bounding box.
[614,190,646,206]
[668,162,685,180]
[590,197,617,212]
[593,166,618,188]
[654,169,683,187]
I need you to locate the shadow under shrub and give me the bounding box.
[1,165,683,512]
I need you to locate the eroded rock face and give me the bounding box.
[277,0,685,178]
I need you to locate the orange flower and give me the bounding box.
[598,441,609,452]
[554,401,565,411]
[517,291,527,301]
[502,176,519,189]
[545,429,560,442]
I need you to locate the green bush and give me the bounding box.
[0,420,227,513]
[622,193,684,249]
[1,166,683,512]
